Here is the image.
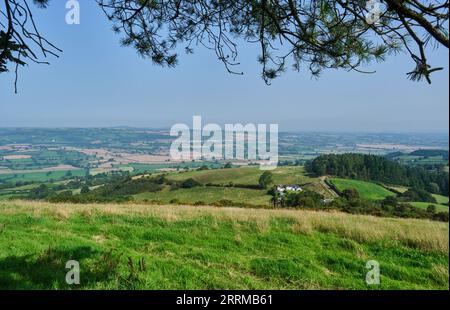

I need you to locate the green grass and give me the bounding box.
[0,194,17,201]
[0,201,448,289]
[118,162,225,175]
[167,166,314,186]
[0,149,92,171]
[386,186,409,194]
[409,202,449,213]
[0,169,85,183]
[0,183,40,193]
[329,178,396,200]
[408,195,449,213]
[135,186,271,206]
[432,194,449,205]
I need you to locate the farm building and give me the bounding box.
[276,185,302,194]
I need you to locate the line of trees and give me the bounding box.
[307,153,449,196]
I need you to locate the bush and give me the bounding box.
[258,171,273,189]
[433,212,449,222]
[400,188,437,203]
[341,188,360,200]
[181,178,201,188]
[282,190,324,208]
[214,199,235,207]
[80,185,90,194]
[427,205,437,214]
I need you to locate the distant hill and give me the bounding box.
[385,149,449,159]
[384,151,405,160]
[384,149,449,169]
[409,149,449,160]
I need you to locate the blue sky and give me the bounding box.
[0,0,448,132]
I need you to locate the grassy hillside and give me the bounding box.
[0,200,448,290]
[136,166,334,206]
[433,194,449,205]
[409,194,449,213]
[135,186,271,206]
[167,166,314,186]
[329,178,396,200]
[410,202,449,213]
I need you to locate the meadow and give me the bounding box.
[166,166,314,186]
[135,186,271,206]
[329,178,396,200]
[0,200,448,290]
[0,169,85,183]
[433,194,450,205]
[124,162,225,174]
[409,202,449,213]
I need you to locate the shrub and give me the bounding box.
[258,171,273,189]
[427,205,437,214]
[433,212,449,222]
[400,188,437,203]
[341,188,360,200]
[181,178,201,188]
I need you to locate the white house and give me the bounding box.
[276,185,302,194]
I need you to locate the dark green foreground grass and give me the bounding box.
[0,202,448,290]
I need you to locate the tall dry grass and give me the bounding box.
[1,200,448,254]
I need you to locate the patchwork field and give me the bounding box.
[0,200,448,290]
[329,178,396,200]
[0,169,85,183]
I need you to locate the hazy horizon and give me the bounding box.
[1,1,449,133]
[0,126,448,136]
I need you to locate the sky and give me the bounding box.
[0,0,449,133]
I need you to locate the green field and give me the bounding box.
[0,169,85,183]
[0,201,448,289]
[0,149,93,171]
[329,178,396,200]
[135,186,271,206]
[167,166,314,186]
[432,194,449,205]
[118,162,226,175]
[409,202,449,213]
